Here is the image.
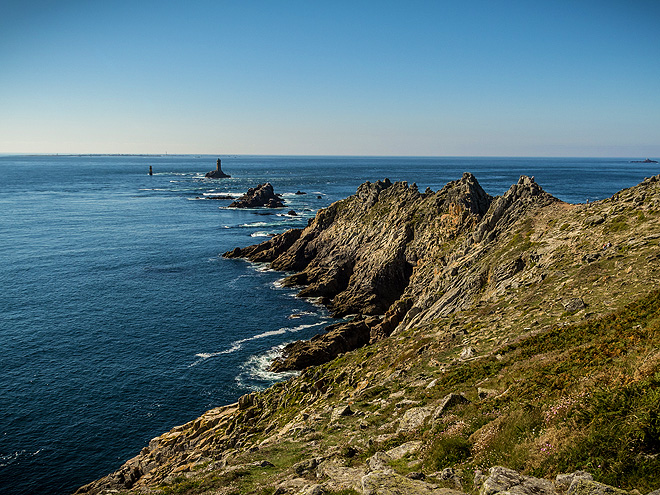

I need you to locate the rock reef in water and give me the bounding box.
[205,158,231,178]
[228,182,284,208]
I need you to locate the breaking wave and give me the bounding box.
[190,322,327,367]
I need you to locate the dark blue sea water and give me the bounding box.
[0,155,656,495]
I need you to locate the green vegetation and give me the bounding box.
[415,289,660,492]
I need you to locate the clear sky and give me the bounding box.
[1,0,659,156]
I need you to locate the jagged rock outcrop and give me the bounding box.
[205,158,231,178]
[228,182,284,208]
[225,173,559,371]
[270,318,375,372]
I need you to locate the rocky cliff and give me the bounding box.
[76,174,660,495]
[225,173,560,371]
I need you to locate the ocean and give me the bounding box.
[0,155,656,495]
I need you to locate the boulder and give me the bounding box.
[362,470,466,495]
[480,466,555,495]
[434,393,470,418]
[567,478,628,495]
[556,471,593,492]
[367,451,392,471]
[331,405,353,421]
[398,407,434,432]
[563,298,586,313]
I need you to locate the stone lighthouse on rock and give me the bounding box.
[205,158,231,179]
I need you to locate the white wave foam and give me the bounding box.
[240,222,269,227]
[202,192,240,198]
[249,261,274,272]
[235,345,299,390]
[190,321,326,367]
[251,231,273,238]
[288,311,317,319]
[0,449,42,467]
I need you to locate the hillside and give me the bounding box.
[76,173,660,495]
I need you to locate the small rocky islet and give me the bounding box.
[76,173,660,495]
[228,182,285,209]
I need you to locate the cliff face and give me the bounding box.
[76,174,660,495]
[225,173,561,371]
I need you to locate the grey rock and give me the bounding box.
[584,214,605,226]
[567,478,628,495]
[494,257,525,283]
[555,471,593,492]
[229,183,284,208]
[480,466,555,495]
[434,393,470,418]
[385,440,422,460]
[292,458,319,475]
[460,347,475,360]
[563,298,586,312]
[367,451,392,471]
[331,405,353,421]
[238,392,255,410]
[362,470,466,495]
[398,407,434,432]
[299,484,324,495]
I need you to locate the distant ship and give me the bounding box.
[630,158,658,163]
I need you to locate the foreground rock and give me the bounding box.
[228,182,284,208]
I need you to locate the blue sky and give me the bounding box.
[1,0,659,156]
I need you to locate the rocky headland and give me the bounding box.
[76,173,660,495]
[229,182,285,208]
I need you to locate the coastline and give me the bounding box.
[75,173,660,494]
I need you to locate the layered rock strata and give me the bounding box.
[224,173,558,371]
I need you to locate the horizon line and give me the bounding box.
[1,152,657,160]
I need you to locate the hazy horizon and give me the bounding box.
[2,1,659,157]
